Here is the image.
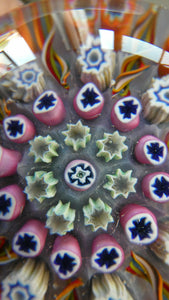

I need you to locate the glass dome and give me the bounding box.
[0,1,169,299]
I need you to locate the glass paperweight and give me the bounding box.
[1,0,169,299]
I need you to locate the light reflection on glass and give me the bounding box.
[99,29,114,50]
[121,35,163,63]
[99,29,169,67]
[4,32,35,66]
[159,50,169,67]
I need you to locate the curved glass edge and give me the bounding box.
[0,0,150,35]
[0,0,169,72]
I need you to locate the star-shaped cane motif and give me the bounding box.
[129,217,153,241]
[54,253,76,275]
[7,120,23,137]
[95,248,119,269]
[16,234,37,253]
[152,176,169,198]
